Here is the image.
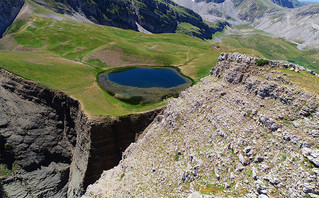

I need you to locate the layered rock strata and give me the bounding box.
[0,68,162,197]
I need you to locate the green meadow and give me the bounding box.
[0,2,318,116]
[220,26,319,72]
[0,13,221,116]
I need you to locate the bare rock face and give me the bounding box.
[302,148,319,167]
[85,53,319,198]
[0,68,162,197]
[0,70,81,171]
[0,0,24,37]
[211,53,256,84]
[30,0,217,39]
[0,68,88,197]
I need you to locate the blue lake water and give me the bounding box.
[107,68,188,88]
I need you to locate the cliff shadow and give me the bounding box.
[0,134,15,169]
[0,183,4,198]
[82,108,163,190]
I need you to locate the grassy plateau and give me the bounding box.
[0,1,318,116]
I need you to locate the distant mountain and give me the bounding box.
[28,0,227,39]
[194,0,303,8]
[271,0,303,8]
[0,0,229,40]
[253,3,319,49]
[173,0,279,24]
[173,0,319,48]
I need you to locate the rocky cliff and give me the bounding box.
[85,53,319,198]
[0,0,25,37]
[0,68,162,197]
[29,0,221,39]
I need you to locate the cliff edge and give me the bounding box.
[0,68,162,197]
[85,53,319,198]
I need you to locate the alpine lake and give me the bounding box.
[97,67,193,104]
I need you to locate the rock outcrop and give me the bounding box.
[0,68,162,197]
[0,0,25,37]
[85,53,319,197]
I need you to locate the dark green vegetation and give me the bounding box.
[0,1,224,115]
[4,19,27,36]
[0,0,318,116]
[0,163,19,178]
[31,0,225,39]
[256,59,270,66]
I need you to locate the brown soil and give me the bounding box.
[0,35,28,51]
[83,47,157,67]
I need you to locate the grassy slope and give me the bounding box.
[1,2,317,116]
[0,5,222,116]
[0,51,169,116]
[220,26,319,72]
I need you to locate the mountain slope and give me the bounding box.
[173,0,319,49]
[0,0,24,37]
[85,53,319,197]
[252,3,319,50]
[0,0,226,116]
[29,0,223,39]
[194,0,303,8]
[173,0,281,24]
[1,0,318,117]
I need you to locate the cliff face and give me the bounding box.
[0,68,87,197]
[30,0,219,39]
[85,53,319,198]
[0,0,25,37]
[0,68,162,197]
[83,110,162,190]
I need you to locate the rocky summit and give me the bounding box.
[85,53,319,197]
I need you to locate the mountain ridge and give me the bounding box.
[0,0,318,197]
[0,0,228,40]
[84,53,319,197]
[27,0,226,39]
[173,0,319,49]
